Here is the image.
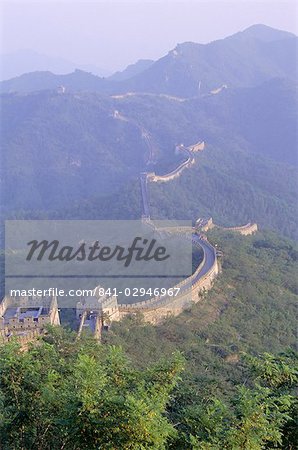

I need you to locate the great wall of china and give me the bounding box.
[0,109,257,341]
[146,141,204,184]
[76,124,257,333]
[117,234,219,324]
[0,295,60,344]
[196,217,258,235]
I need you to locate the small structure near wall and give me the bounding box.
[57,85,66,94]
[196,217,214,232]
[0,295,60,343]
[76,286,120,339]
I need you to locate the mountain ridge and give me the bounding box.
[0,49,111,81]
[109,59,154,81]
[1,24,296,96]
[1,76,297,238]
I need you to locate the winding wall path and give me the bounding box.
[118,233,218,323]
[111,107,218,322]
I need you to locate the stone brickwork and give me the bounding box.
[222,223,258,235]
[0,295,60,343]
[118,258,219,324]
[196,218,258,235]
[118,235,219,324]
[77,291,121,339]
[146,141,204,183]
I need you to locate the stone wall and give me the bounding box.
[49,296,61,326]
[118,238,219,324]
[0,297,10,328]
[221,223,258,235]
[119,260,218,324]
[147,142,204,184]
[0,295,61,342]
[102,297,121,322]
[187,141,205,152]
[196,218,258,236]
[148,157,194,183]
[0,328,42,345]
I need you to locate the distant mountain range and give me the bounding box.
[1,24,297,239]
[1,25,296,96]
[0,49,111,81]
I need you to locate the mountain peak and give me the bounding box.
[235,24,296,42]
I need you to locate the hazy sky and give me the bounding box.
[1,0,297,72]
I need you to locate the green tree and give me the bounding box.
[0,328,183,450]
[175,351,297,450]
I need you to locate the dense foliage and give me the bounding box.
[107,229,297,358]
[0,328,183,450]
[103,230,298,447]
[0,329,296,449]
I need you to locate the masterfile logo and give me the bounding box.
[25,236,170,267]
[5,220,192,300]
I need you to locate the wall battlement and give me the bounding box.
[222,223,258,235]
[0,295,60,343]
[117,234,219,324]
[146,141,204,184]
[196,217,258,235]
[118,255,219,324]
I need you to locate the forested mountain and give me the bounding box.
[1,91,147,211]
[1,25,296,96]
[120,24,297,97]
[0,49,110,81]
[0,69,108,95]
[1,75,297,238]
[103,229,298,449]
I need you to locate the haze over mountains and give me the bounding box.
[0,49,112,81]
[109,60,154,82]
[1,24,296,96]
[1,24,297,239]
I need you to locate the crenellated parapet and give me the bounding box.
[117,233,219,324]
[222,223,258,235]
[0,295,61,342]
[147,152,194,183]
[146,140,203,184]
[196,218,258,236]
